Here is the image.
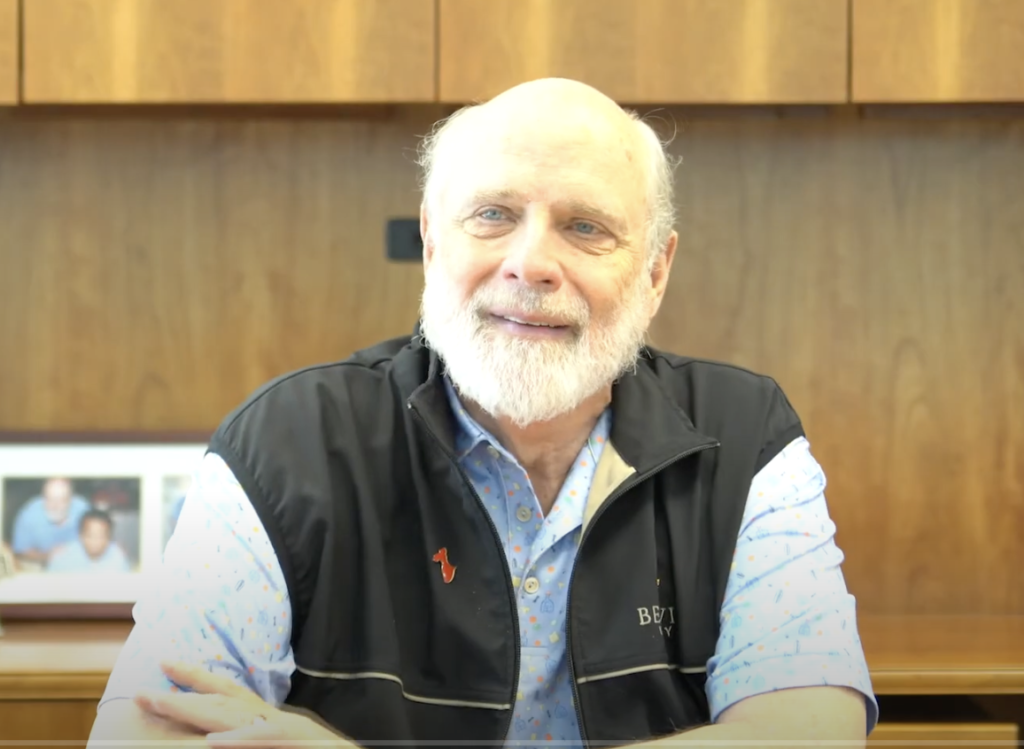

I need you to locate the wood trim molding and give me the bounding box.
[871,668,1024,695]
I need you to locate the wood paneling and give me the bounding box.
[1,111,1023,615]
[853,0,1024,103]
[0,110,435,431]
[0,0,16,104]
[870,723,1019,748]
[439,0,848,104]
[22,0,435,104]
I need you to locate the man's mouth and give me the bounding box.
[497,315,564,328]
[488,312,573,336]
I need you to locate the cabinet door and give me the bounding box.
[23,0,435,103]
[852,0,1024,102]
[0,0,16,103]
[439,0,848,104]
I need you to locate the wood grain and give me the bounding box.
[0,109,436,431]
[0,0,16,104]
[22,0,436,103]
[438,0,848,104]
[0,700,99,743]
[853,0,1024,102]
[869,722,1019,748]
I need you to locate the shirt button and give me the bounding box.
[523,577,540,594]
[516,506,532,523]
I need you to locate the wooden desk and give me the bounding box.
[0,620,131,742]
[860,615,1024,695]
[0,620,131,700]
[4,615,1024,698]
[0,615,1022,744]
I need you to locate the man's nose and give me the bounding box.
[499,218,565,290]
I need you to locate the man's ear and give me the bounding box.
[647,230,678,318]
[420,204,434,270]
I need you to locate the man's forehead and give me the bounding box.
[442,140,644,217]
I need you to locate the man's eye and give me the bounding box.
[478,208,506,221]
[573,221,599,235]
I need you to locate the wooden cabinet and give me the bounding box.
[12,0,1024,106]
[852,0,1024,102]
[22,0,435,104]
[438,0,848,105]
[0,0,16,104]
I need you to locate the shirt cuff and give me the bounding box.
[707,654,879,735]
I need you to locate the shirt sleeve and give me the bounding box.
[99,452,295,709]
[705,436,879,734]
[10,500,36,554]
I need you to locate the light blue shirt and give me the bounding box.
[101,382,879,743]
[11,495,91,555]
[47,538,131,573]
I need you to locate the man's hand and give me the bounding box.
[135,661,350,748]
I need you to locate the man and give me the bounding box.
[89,78,877,748]
[47,509,131,573]
[10,477,90,569]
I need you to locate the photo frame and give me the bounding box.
[0,432,210,619]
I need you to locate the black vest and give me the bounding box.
[208,332,804,748]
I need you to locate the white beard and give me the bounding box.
[419,263,652,427]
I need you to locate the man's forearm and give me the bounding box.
[87,698,207,748]
[641,722,761,748]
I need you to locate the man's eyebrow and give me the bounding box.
[460,188,524,208]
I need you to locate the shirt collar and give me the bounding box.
[443,376,516,462]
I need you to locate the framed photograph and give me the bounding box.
[0,432,209,617]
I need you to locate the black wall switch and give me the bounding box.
[386,218,423,261]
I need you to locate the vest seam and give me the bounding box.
[294,665,512,710]
[576,663,707,684]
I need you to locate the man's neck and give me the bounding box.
[462,387,612,514]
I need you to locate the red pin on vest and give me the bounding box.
[432,547,457,584]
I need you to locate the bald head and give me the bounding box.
[466,78,641,146]
[418,78,677,266]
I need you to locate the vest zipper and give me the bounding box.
[566,439,720,747]
[408,403,521,743]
